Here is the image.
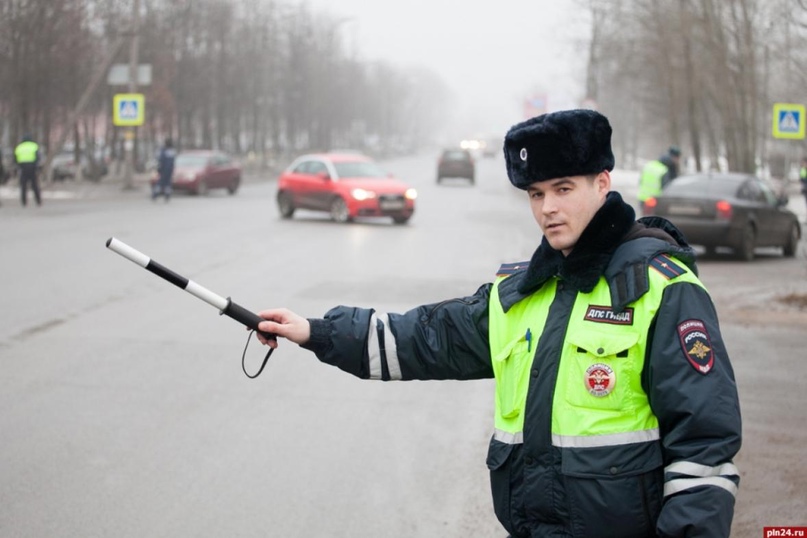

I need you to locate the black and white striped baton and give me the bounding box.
[105,237,276,377]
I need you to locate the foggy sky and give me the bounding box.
[297,0,591,142]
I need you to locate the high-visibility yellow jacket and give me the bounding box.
[638,159,669,201]
[14,140,39,164]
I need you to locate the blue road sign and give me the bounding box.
[113,93,145,126]
[772,103,805,139]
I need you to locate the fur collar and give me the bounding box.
[517,191,636,294]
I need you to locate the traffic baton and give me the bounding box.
[105,237,276,377]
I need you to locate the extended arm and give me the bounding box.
[259,284,494,381]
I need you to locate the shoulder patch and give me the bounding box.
[677,319,714,374]
[496,261,530,277]
[649,254,685,280]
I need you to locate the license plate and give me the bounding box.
[668,204,702,216]
[380,200,405,210]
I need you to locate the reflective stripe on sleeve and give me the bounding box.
[665,461,739,478]
[379,313,402,380]
[663,476,738,498]
[366,313,402,381]
[551,428,660,448]
[493,429,523,444]
[367,313,382,380]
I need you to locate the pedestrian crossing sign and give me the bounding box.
[772,103,805,139]
[113,93,145,126]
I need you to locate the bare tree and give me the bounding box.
[584,0,784,174]
[0,0,462,171]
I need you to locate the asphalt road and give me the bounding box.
[1,154,806,537]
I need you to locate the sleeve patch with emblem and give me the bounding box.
[677,319,714,374]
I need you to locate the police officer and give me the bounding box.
[255,110,741,537]
[638,146,681,215]
[14,134,42,207]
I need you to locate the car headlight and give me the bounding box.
[351,188,377,201]
[405,188,418,200]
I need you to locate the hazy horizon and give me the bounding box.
[296,0,592,144]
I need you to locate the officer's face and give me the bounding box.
[527,171,611,256]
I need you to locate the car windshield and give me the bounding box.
[664,175,739,197]
[333,161,387,179]
[175,154,209,168]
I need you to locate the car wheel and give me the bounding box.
[735,223,756,261]
[392,215,410,225]
[277,191,295,219]
[783,222,800,258]
[196,179,208,196]
[330,197,352,223]
[227,178,240,195]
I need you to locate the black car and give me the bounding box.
[436,149,475,184]
[644,172,801,260]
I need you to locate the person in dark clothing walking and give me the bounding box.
[252,110,741,537]
[152,138,176,202]
[14,134,42,207]
[658,145,682,187]
[800,157,807,215]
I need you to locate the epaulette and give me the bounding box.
[649,254,686,280]
[496,261,530,277]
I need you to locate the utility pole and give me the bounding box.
[122,0,141,190]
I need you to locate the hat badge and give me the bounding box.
[519,148,528,161]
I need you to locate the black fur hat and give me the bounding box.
[504,109,615,189]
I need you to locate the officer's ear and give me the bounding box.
[595,170,611,195]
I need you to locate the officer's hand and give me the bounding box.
[256,308,311,347]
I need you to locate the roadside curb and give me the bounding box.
[0,173,151,201]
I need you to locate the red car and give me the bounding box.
[150,150,241,195]
[276,153,417,224]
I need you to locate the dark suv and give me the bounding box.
[437,149,475,184]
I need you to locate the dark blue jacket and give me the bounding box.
[158,146,176,181]
[303,192,741,537]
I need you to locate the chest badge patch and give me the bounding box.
[585,363,615,397]
[677,319,714,374]
[584,305,634,325]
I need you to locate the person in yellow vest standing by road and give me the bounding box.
[14,134,42,207]
[250,110,741,537]
[638,146,681,215]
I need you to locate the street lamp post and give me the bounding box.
[122,0,141,191]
